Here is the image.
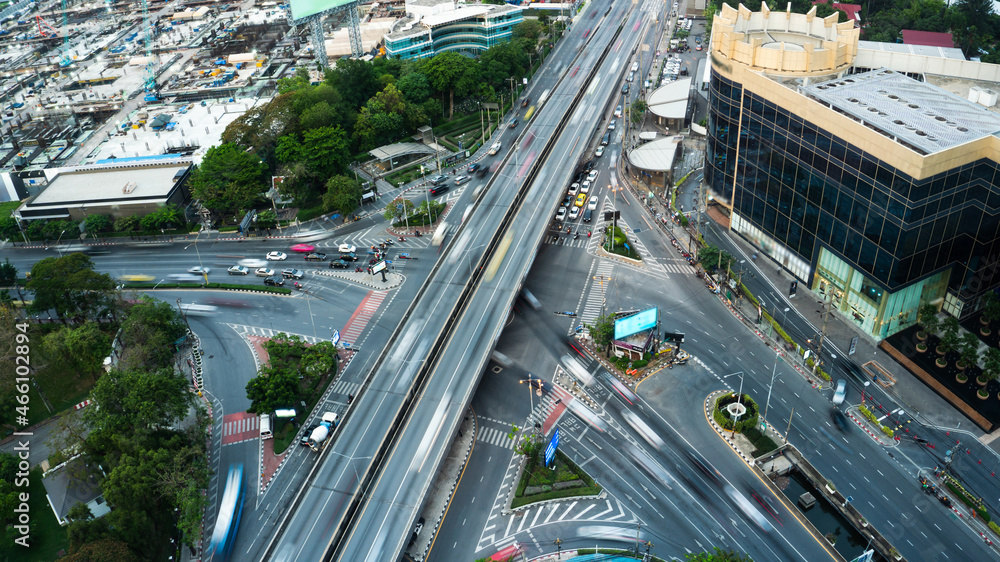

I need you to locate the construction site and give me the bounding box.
[0,0,408,177]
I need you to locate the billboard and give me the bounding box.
[614,307,658,340]
[290,0,354,23]
[544,428,560,467]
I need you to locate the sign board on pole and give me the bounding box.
[372,260,387,274]
[544,427,560,467]
[613,308,658,340]
[290,0,354,23]
[331,329,340,346]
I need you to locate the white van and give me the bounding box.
[260,413,273,440]
[631,61,639,73]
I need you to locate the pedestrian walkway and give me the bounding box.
[340,290,388,347]
[478,425,517,449]
[220,411,259,445]
[580,261,615,330]
[330,379,361,398]
[530,385,573,435]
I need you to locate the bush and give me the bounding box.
[989,520,1000,538]
[714,393,759,432]
[743,426,779,456]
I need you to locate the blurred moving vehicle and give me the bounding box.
[833,379,847,405]
[228,265,249,275]
[488,141,502,155]
[238,258,268,268]
[290,244,315,253]
[724,484,773,532]
[188,266,211,274]
[167,273,202,283]
[120,274,154,282]
[304,252,327,261]
[266,251,287,261]
[338,244,357,254]
[622,410,665,450]
[561,354,594,386]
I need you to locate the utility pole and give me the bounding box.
[506,76,518,109]
[814,291,833,374]
[785,406,795,443]
[634,522,641,556]
[553,538,563,560]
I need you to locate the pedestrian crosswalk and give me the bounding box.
[580,261,615,329]
[340,290,387,347]
[478,425,516,449]
[542,231,592,247]
[530,386,573,435]
[330,379,361,398]
[221,411,259,445]
[229,325,324,344]
[660,259,697,274]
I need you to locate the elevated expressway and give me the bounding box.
[264,4,649,561]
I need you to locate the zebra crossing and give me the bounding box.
[580,261,615,329]
[477,425,516,449]
[659,259,697,275]
[339,290,387,347]
[220,412,259,445]
[229,325,324,343]
[330,379,361,398]
[318,234,430,252]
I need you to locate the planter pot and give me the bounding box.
[978,376,989,386]
[956,374,969,383]
[936,347,946,356]
[957,361,968,371]
[982,316,990,325]
[917,331,928,341]
[936,358,948,369]
[916,343,928,353]
[825,484,836,495]
[982,327,992,337]
[979,390,990,400]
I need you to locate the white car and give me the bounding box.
[266,251,287,261]
[595,145,605,157]
[833,379,847,405]
[238,258,268,268]
[588,169,600,182]
[608,120,616,130]
[338,243,357,254]
[454,175,471,185]
[587,196,598,210]
[227,265,249,275]
[188,266,211,275]
[555,206,567,221]
[567,182,580,196]
[568,206,581,220]
[614,105,622,118]
[256,267,275,277]
[580,181,591,194]
[488,141,502,155]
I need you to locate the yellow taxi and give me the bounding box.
[120,274,155,282]
[575,193,587,207]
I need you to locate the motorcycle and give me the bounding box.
[293,282,302,290]
[414,231,422,237]
[587,230,592,238]
[565,226,571,233]
[399,253,415,260]
[573,231,579,240]
[347,394,354,404]
[355,266,364,272]
[385,238,394,245]
[398,236,405,242]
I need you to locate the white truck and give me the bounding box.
[307,412,338,451]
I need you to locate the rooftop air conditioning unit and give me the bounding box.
[979,89,998,107]
[968,86,983,103]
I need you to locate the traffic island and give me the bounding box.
[509,446,602,511]
[601,224,643,262]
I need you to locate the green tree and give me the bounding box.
[918,302,940,336]
[84,214,112,234]
[189,143,267,217]
[323,175,364,216]
[697,245,734,274]
[959,331,981,369]
[396,71,432,104]
[27,254,116,322]
[383,197,415,224]
[118,298,187,370]
[86,368,192,434]
[42,322,111,381]
[0,215,19,242]
[113,215,139,237]
[0,452,24,556]
[982,347,1000,383]
[479,42,529,90]
[64,536,137,562]
[0,306,22,431]
[256,209,278,229]
[628,100,648,126]
[686,547,754,561]
[245,367,299,415]
[221,92,299,157]
[513,19,543,44]
[585,312,615,352]
[327,57,380,110]
[939,316,961,354]
[0,258,16,285]
[983,292,1000,324]
[423,51,480,118]
[302,125,351,179]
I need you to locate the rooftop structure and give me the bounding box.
[384,1,523,59]
[901,29,955,49]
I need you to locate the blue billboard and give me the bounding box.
[614,307,658,340]
[544,427,560,467]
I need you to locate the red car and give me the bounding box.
[290,243,315,253]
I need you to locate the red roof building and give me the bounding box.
[812,1,862,23]
[901,29,955,49]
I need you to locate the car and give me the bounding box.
[555,206,567,221]
[467,163,480,174]
[266,251,287,261]
[281,268,304,279]
[562,194,573,207]
[187,266,211,275]
[304,252,327,261]
[409,517,426,546]
[228,265,249,275]
[588,169,600,182]
[622,83,629,95]
[614,105,622,118]
[429,174,448,185]
[696,44,703,51]
[454,175,471,185]
[568,206,581,220]
[476,167,489,178]
[339,253,358,262]
[580,181,591,194]
[338,244,357,254]
[290,244,315,253]
[831,409,850,432]
[587,195,598,210]
[583,209,593,222]
[488,141,502,155]
[300,424,319,446]
[263,276,284,287]
[595,145,605,157]
[567,183,580,196]
[329,259,351,269]
[120,274,155,282]
[430,184,449,196]
[167,273,202,283]
[238,258,268,268]
[832,379,847,405]
[521,97,530,107]
[575,193,587,207]
[508,118,518,128]
[256,267,275,277]
[608,120,616,130]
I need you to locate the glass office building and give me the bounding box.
[384,4,523,60]
[706,4,1000,338]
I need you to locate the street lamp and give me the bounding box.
[764,349,782,421]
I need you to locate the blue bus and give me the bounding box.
[208,464,244,560]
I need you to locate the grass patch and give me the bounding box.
[511,448,601,509]
[27,466,71,560]
[743,426,780,457]
[272,419,297,455]
[603,225,642,260]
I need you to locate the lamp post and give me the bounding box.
[764,350,782,421]
[723,371,745,429]
[519,373,544,436]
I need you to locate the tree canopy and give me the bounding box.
[189,143,268,217]
[27,254,116,321]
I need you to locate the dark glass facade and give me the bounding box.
[706,71,1000,310]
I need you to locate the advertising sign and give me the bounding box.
[331,329,340,346]
[290,0,354,23]
[544,427,560,467]
[372,260,387,274]
[614,307,658,340]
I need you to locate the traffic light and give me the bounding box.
[789,281,798,297]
